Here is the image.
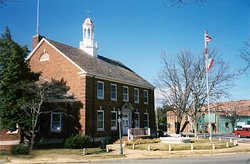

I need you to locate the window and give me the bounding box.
[123,86,129,102]
[111,111,117,130]
[97,81,104,99]
[87,28,91,38]
[134,112,140,128]
[110,84,117,101]
[84,29,86,38]
[144,113,149,128]
[51,112,62,132]
[39,53,50,62]
[97,110,104,131]
[144,90,148,104]
[134,88,139,103]
[225,122,229,130]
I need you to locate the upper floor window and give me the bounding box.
[123,86,129,102]
[97,81,104,99]
[39,53,50,62]
[51,112,62,133]
[144,90,148,104]
[111,111,117,130]
[110,84,117,101]
[134,88,139,103]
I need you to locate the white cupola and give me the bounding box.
[79,18,98,57]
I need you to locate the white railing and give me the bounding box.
[128,128,150,141]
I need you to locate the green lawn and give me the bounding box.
[126,138,236,151]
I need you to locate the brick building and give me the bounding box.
[166,100,250,135]
[26,18,155,143]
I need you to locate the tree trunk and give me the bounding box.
[20,128,25,144]
[193,119,198,137]
[231,122,235,133]
[30,130,35,151]
[180,121,189,132]
[176,122,181,134]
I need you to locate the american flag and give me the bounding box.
[205,31,212,43]
[207,58,214,71]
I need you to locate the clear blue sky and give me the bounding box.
[0,0,249,102]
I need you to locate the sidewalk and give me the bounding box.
[1,143,250,163]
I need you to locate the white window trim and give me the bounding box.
[135,112,140,128]
[39,53,50,62]
[144,113,149,128]
[50,112,62,133]
[134,88,139,103]
[111,111,117,130]
[110,83,117,101]
[144,90,148,104]
[97,110,104,131]
[97,81,104,100]
[123,86,129,102]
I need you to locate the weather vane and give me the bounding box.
[86,10,91,18]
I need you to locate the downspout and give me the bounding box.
[92,75,95,145]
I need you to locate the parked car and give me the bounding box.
[234,125,250,138]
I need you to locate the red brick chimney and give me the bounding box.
[32,35,43,50]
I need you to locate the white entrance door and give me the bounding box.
[122,114,130,135]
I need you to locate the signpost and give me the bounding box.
[118,109,123,155]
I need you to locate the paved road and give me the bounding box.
[76,154,250,164]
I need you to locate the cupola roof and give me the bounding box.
[83,18,93,25]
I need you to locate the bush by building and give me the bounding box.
[64,134,90,149]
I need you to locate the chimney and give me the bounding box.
[32,35,43,50]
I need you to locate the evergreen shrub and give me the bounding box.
[64,134,90,149]
[10,144,30,155]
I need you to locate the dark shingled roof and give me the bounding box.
[47,39,154,89]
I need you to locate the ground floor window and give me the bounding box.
[225,122,229,130]
[51,112,62,132]
[111,111,117,130]
[144,113,149,128]
[97,110,104,131]
[134,112,140,128]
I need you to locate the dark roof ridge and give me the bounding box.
[97,55,134,73]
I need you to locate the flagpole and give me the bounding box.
[36,0,40,35]
[204,31,212,141]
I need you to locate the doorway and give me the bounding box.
[122,114,130,135]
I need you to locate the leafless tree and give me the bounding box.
[240,38,250,73]
[156,51,193,134]
[156,50,236,135]
[0,0,6,7]
[0,0,23,8]
[224,106,241,132]
[163,0,207,7]
[21,78,77,151]
[189,49,236,136]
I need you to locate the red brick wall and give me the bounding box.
[0,145,13,151]
[0,130,19,141]
[28,40,87,135]
[0,129,20,151]
[85,77,155,138]
[167,111,193,134]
